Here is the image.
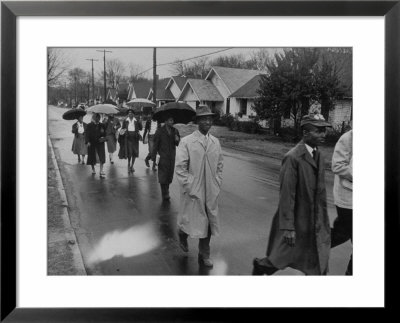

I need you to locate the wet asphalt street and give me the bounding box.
[48,105,351,275]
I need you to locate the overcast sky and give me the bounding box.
[54,47,282,80]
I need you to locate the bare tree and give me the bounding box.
[48,48,70,86]
[107,58,125,88]
[247,49,274,72]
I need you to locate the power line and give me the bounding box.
[134,47,234,78]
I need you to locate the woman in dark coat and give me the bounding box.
[85,113,107,178]
[71,115,88,164]
[104,114,121,164]
[152,115,180,200]
[118,108,143,173]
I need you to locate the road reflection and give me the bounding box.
[88,223,160,264]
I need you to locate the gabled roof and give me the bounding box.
[165,76,188,90]
[107,88,117,98]
[206,66,260,94]
[178,79,224,102]
[148,78,176,101]
[130,81,153,99]
[229,75,264,99]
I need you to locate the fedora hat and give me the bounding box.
[196,105,216,118]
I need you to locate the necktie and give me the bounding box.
[312,148,317,161]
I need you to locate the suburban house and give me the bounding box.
[205,66,261,115]
[228,74,265,119]
[127,80,153,101]
[106,88,118,103]
[147,78,175,107]
[177,78,224,111]
[165,76,188,101]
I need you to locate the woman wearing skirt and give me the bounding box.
[71,115,88,164]
[86,113,107,178]
[104,114,121,164]
[118,108,143,173]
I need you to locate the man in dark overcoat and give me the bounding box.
[253,113,332,275]
[85,113,107,178]
[152,115,180,201]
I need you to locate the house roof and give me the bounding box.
[178,79,224,102]
[116,82,129,92]
[149,78,176,101]
[130,81,153,99]
[229,75,264,99]
[171,76,188,90]
[206,66,260,94]
[107,88,117,98]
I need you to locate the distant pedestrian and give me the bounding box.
[85,113,107,178]
[103,114,121,164]
[253,113,332,275]
[143,113,160,170]
[152,115,180,201]
[118,108,143,173]
[175,106,224,268]
[71,115,87,164]
[331,129,353,275]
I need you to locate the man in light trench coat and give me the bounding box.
[253,113,332,275]
[175,105,224,268]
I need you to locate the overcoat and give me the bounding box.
[175,130,224,239]
[266,140,331,275]
[104,118,121,153]
[152,125,180,184]
[118,118,142,159]
[71,121,88,155]
[85,121,106,165]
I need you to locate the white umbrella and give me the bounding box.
[86,104,119,115]
[127,98,156,112]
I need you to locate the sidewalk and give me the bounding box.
[48,137,86,275]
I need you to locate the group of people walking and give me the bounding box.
[70,104,352,274]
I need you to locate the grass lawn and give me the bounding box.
[174,124,334,168]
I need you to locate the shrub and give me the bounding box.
[217,113,235,128]
[229,120,261,134]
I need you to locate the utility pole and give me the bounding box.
[153,47,157,106]
[96,49,112,103]
[86,58,98,104]
[74,75,77,106]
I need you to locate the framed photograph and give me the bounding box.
[1,0,398,320]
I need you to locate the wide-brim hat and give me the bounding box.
[127,108,135,114]
[195,105,216,119]
[300,113,332,127]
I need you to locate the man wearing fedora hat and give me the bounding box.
[253,111,332,275]
[175,105,224,268]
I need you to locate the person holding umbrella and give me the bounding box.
[85,113,107,178]
[118,108,143,173]
[143,112,160,170]
[151,114,180,201]
[71,115,88,164]
[103,114,121,164]
[175,106,224,268]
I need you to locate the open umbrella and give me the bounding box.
[62,108,86,120]
[127,98,156,113]
[153,102,196,124]
[86,103,119,115]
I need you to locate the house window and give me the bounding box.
[226,98,230,114]
[240,99,247,115]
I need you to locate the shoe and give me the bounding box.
[178,231,188,252]
[81,160,85,164]
[252,258,276,275]
[110,160,114,164]
[92,169,96,175]
[100,172,105,178]
[152,163,157,170]
[145,159,150,167]
[198,255,213,268]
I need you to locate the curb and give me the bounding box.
[48,136,87,275]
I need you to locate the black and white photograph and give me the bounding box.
[47,47,353,276]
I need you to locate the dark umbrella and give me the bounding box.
[62,108,87,120]
[153,102,196,124]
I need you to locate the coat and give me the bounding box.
[118,118,142,159]
[85,121,106,165]
[332,130,352,209]
[175,130,224,239]
[143,119,160,142]
[266,141,331,275]
[72,121,87,137]
[152,125,180,184]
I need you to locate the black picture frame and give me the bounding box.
[1,1,399,321]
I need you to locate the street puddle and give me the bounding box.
[87,223,160,264]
